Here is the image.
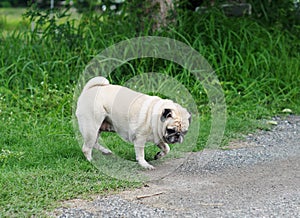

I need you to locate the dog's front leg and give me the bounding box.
[134,140,155,170]
[154,142,170,160]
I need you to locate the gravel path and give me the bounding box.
[52,115,300,217]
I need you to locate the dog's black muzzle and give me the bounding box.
[164,129,185,144]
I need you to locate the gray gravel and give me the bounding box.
[181,116,300,174]
[52,115,300,218]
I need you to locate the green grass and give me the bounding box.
[0,7,300,216]
[0,8,28,32]
[0,99,135,216]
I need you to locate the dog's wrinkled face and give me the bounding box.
[160,107,191,144]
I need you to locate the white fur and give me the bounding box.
[76,76,190,169]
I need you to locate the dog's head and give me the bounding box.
[160,104,191,144]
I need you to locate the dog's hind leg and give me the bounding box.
[94,120,113,155]
[81,127,99,161]
[81,126,112,160]
[77,115,102,161]
[82,135,97,161]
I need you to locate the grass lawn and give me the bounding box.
[0,111,135,215]
[0,8,27,31]
[0,7,299,216]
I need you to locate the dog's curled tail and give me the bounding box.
[83,76,110,91]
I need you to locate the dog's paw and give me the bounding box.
[144,164,155,170]
[138,161,155,170]
[101,148,112,155]
[94,144,112,155]
[154,151,164,160]
[82,149,92,162]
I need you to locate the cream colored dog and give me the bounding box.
[76,77,191,169]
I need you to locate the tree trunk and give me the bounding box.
[149,0,175,30]
[133,0,175,32]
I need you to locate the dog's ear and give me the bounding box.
[161,108,173,122]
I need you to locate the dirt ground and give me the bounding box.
[53,116,300,217]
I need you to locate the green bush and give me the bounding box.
[0,1,11,8]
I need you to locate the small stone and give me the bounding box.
[282,108,292,113]
[267,120,278,125]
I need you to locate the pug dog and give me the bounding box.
[76,76,191,170]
